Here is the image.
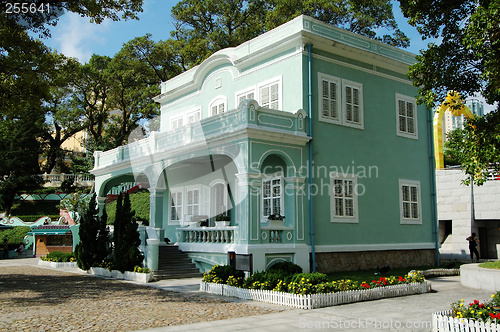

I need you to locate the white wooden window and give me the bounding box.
[342,80,363,129]
[170,189,183,223]
[262,177,283,219]
[258,77,281,110]
[210,97,226,116]
[211,182,228,217]
[319,74,341,124]
[318,74,363,129]
[236,89,256,106]
[330,173,359,223]
[187,109,201,124]
[170,115,183,130]
[396,94,418,139]
[399,179,422,224]
[186,187,201,218]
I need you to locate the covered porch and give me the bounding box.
[91,100,311,273]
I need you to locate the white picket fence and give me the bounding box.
[200,280,431,310]
[432,310,500,332]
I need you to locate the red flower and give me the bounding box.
[489,313,500,320]
[474,300,479,305]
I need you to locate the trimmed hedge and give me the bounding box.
[203,265,427,295]
[41,251,76,262]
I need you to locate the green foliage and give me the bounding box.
[268,261,303,275]
[41,251,76,262]
[106,190,149,225]
[203,265,427,295]
[291,272,328,285]
[113,193,144,273]
[400,0,499,109]
[0,227,30,249]
[11,200,59,216]
[133,266,152,274]
[202,265,245,284]
[57,192,91,214]
[75,194,111,270]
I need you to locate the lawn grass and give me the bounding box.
[326,266,443,283]
[479,261,500,269]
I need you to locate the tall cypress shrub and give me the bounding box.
[113,193,143,272]
[75,194,111,270]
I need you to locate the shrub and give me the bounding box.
[202,265,244,284]
[291,272,328,285]
[41,251,75,262]
[268,261,303,275]
[133,266,151,273]
[0,226,30,249]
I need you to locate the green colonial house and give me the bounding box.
[91,15,437,274]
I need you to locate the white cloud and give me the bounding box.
[53,13,110,63]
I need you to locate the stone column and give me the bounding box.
[97,196,107,217]
[148,187,166,244]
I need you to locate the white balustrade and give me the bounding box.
[177,226,237,244]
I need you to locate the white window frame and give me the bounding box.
[330,173,359,223]
[209,96,227,116]
[211,181,229,217]
[399,179,422,224]
[261,176,284,221]
[186,108,202,124]
[169,188,183,224]
[318,73,341,125]
[257,76,282,110]
[235,88,256,108]
[170,114,184,131]
[396,93,418,139]
[342,79,364,129]
[185,186,201,221]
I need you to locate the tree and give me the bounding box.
[399,0,499,108]
[170,0,410,69]
[443,128,465,167]
[113,193,143,273]
[75,194,111,271]
[400,0,500,184]
[0,1,145,201]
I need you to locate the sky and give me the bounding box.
[37,0,495,112]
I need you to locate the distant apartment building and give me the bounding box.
[443,99,485,135]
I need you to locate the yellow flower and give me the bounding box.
[493,294,496,298]
[460,303,464,307]
[471,310,474,314]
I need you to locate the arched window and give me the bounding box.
[209,96,227,116]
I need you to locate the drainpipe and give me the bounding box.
[307,43,317,272]
[428,107,440,267]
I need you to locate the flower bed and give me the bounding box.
[200,280,431,309]
[199,264,431,309]
[432,292,500,331]
[432,310,500,332]
[90,267,155,283]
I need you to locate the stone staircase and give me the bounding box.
[155,245,203,280]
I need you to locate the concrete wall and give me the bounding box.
[436,169,500,260]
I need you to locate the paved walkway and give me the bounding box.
[1,257,496,331]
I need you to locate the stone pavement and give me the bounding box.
[1,257,496,331]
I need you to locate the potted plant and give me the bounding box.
[268,213,285,227]
[215,213,230,227]
[188,215,207,227]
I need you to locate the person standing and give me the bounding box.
[466,233,480,261]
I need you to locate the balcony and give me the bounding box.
[92,101,308,172]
